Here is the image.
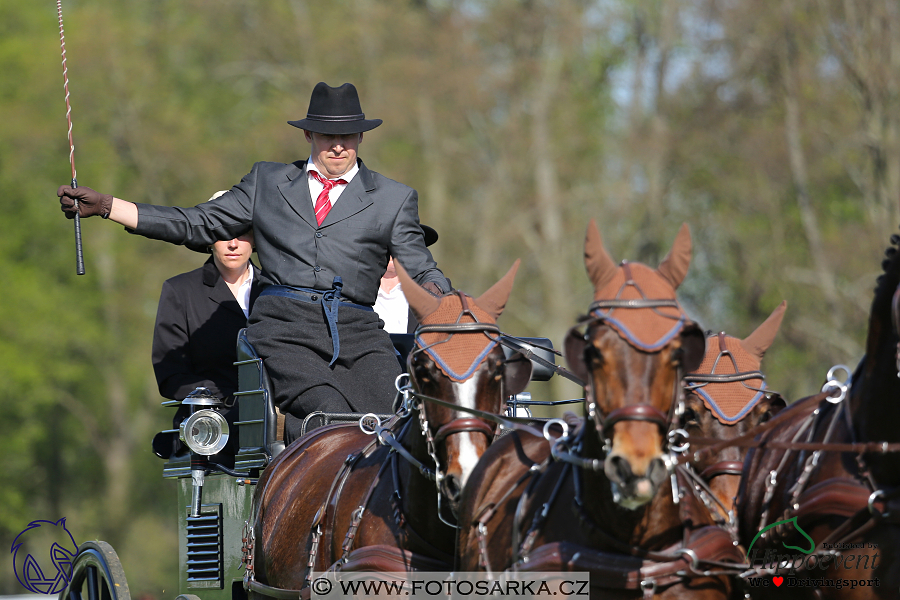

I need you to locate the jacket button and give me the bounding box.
[310,295,318,301]
[314,265,321,272]
[315,232,322,238]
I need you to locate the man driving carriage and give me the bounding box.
[58,81,450,443]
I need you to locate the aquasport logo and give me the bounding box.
[744,516,881,590]
[10,518,78,594]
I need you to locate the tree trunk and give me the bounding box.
[780,2,843,330]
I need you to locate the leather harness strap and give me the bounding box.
[604,404,670,434]
[681,391,900,462]
[388,452,455,565]
[700,461,744,480]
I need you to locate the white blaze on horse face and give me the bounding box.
[453,376,483,486]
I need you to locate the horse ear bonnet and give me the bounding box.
[395,262,441,320]
[686,301,785,424]
[584,222,695,352]
[398,261,520,382]
[592,263,690,351]
[739,300,787,362]
[687,335,769,424]
[415,295,499,381]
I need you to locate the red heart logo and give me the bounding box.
[772,576,783,587]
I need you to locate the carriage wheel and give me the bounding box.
[59,541,131,600]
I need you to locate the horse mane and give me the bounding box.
[873,231,900,311]
[853,227,900,484]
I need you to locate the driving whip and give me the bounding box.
[57,0,85,275]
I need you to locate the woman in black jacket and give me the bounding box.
[152,218,260,460]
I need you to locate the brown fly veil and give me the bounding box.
[684,301,786,424]
[584,220,693,352]
[396,261,520,382]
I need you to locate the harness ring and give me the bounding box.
[542,418,569,442]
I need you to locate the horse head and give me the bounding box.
[682,301,787,521]
[563,221,705,509]
[395,260,532,515]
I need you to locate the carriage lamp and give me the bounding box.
[180,409,230,455]
[179,387,229,517]
[179,387,230,455]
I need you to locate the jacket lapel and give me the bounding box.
[320,159,374,227]
[202,258,247,318]
[249,261,262,308]
[278,160,317,229]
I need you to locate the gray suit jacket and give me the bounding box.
[133,159,448,304]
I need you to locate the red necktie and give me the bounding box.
[310,170,347,226]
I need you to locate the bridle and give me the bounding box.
[681,332,770,483]
[411,291,508,445]
[570,264,694,465]
[362,292,513,525]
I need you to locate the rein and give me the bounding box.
[680,391,900,464]
[497,335,585,387]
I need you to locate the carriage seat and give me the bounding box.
[233,332,416,458]
[234,329,284,467]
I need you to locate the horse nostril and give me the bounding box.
[604,454,633,485]
[646,457,668,486]
[442,474,462,502]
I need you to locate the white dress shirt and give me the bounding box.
[374,282,410,334]
[236,263,254,318]
[306,157,359,209]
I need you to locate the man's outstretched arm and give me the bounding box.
[58,185,138,229]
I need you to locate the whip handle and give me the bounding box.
[72,178,85,275]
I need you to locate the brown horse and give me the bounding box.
[736,232,900,599]
[457,222,747,599]
[243,261,533,594]
[679,303,788,538]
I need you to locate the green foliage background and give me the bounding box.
[2,0,898,596]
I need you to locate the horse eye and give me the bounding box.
[682,407,699,426]
[411,355,433,382]
[586,346,603,366]
[492,361,505,381]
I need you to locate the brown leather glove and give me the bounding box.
[422,281,444,297]
[58,185,113,219]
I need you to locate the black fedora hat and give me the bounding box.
[422,224,438,247]
[288,82,382,135]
